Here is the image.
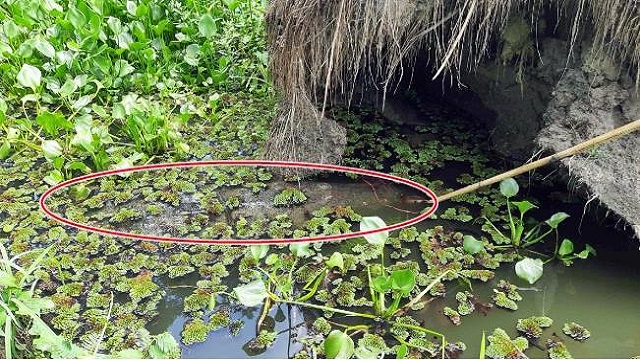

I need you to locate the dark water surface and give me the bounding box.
[146,177,640,358]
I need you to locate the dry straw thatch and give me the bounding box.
[263,0,640,162]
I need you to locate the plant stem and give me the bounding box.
[521,228,553,248]
[389,323,446,358]
[276,299,377,320]
[396,270,452,316]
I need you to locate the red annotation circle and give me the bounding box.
[39,160,439,245]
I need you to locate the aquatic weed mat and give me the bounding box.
[1,97,603,358]
[45,164,424,241]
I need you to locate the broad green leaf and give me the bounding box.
[41,140,62,160]
[115,32,134,49]
[114,60,135,77]
[390,269,416,294]
[3,222,15,232]
[355,337,386,359]
[3,20,20,39]
[576,250,589,259]
[58,79,77,97]
[72,95,92,110]
[396,343,408,359]
[34,37,55,58]
[44,170,64,185]
[7,127,19,140]
[546,212,570,229]
[326,252,344,271]
[515,257,543,285]
[577,244,596,259]
[208,293,216,311]
[558,239,574,257]
[126,1,138,16]
[66,161,92,174]
[223,0,240,11]
[0,141,11,160]
[233,280,267,307]
[36,111,71,136]
[265,253,278,266]
[360,216,388,245]
[67,7,86,29]
[289,243,312,258]
[324,330,354,359]
[371,275,391,293]
[17,64,41,90]
[42,0,63,12]
[250,245,269,261]
[0,270,17,287]
[218,56,230,69]
[462,235,484,255]
[198,14,217,38]
[585,244,597,255]
[511,201,537,217]
[499,178,519,198]
[184,44,200,66]
[70,184,90,201]
[16,296,55,313]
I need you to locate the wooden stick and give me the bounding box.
[437,119,640,202]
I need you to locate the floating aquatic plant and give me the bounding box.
[181,318,210,345]
[125,272,160,303]
[444,306,462,326]
[547,339,573,359]
[355,333,389,359]
[496,280,523,301]
[492,290,518,311]
[109,208,142,224]
[312,317,332,335]
[485,328,528,359]
[245,330,277,353]
[562,322,591,341]
[273,187,308,207]
[208,308,232,331]
[460,269,495,282]
[184,289,212,313]
[455,291,476,316]
[230,320,244,337]
[516,316,553,339]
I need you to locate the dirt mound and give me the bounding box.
[538,55,640,238]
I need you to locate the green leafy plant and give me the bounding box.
[557,239,596,266]
[484,178,595,283]
[0,242,56,358]
[273,187,308,207]
[232,216,452,358]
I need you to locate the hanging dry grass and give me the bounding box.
[263,0,640,162]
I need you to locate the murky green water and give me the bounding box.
[423,254,640,358]
[147,176,640,358]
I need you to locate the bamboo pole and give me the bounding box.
[437,119,640,202]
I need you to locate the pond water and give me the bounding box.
[145,174,640,358]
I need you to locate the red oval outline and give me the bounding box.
[39,160,438,245]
